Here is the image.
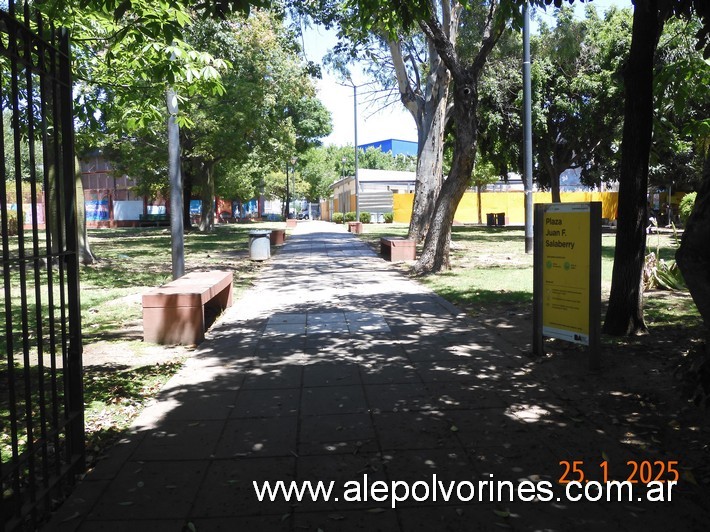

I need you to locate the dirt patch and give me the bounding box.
[83,340,191,370]
[467,294,710,492]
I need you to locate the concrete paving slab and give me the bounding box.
[373,411,461,451]
[84,460,208,521]
[213,417,298,458]
[301,385,368,416]
[230,388,300,418]
[302,362,361,387]
[191,457,296,517]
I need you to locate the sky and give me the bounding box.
[299,0,632,148]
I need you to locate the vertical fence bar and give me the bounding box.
[0,47,23,527]
[38,13,63,482]
[24,1,52,508]
[9,2,40,517]
[58,26,84,470]
[1,3,85,527]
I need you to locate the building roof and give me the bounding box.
[358,139,418,157]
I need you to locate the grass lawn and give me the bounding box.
[360,222,702,338]
[1,222,285,463]
[79,222,286,450]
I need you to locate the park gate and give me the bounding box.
[1,2,84,529]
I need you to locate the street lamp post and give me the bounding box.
[522,1,534,254]
[291,157,297,216]
[340,78,363,220]
[341,157,347,214]
[284,156,298,219]
[285,162,290,219]
[352,84,360,221]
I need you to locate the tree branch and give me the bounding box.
[420,13,461,78]
[471,1,504,76]
[388,38,423,117]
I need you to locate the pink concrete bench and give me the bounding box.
[142,270,233,345]
[380,237,416,261]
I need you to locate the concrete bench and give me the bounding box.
[347,221,363,234]
[142,270,233,345]
[380,237,416,261]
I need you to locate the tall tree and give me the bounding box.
[299,0,455,243]
[650,17,709,193]
[183,11,330,231]
[388,9,458,243]
[104,10,330,231]
[533,5,629,200]
[413,0,507,273]
[677,150,710,353]
[603,0,709,336]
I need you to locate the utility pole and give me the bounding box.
[353,84,360,221]
[167,88,184,279]
[523,2,534,254]
[285,162,290,220]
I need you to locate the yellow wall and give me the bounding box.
[393,193,414,223]
[393,191,620,225]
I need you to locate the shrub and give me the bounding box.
[643,252,686,291]
[344,211,357,222]
[679,192,696,225]
[383,212,394,223]
[7,210,18,236]
[332,212,344,224]
[359,211,371,224]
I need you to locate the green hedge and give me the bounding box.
[332,212,344,224]
[359,211,371,224]
[679,192,696,225]
[384,212,394,223]
[344,211,357,222]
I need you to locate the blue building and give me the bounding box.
[359,138,418,157]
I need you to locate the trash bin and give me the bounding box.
[249,230,272,261]
[269,228,286,246]
[486,213,496,226]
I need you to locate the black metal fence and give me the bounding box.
[1,2,84,529]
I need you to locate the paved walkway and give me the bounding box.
[49,222,708,531]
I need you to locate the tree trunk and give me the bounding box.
[676,152,710,352]
[550,168,561,203]
[415,81,478,274]
[603,0,665,336]
[413,2,501,274]
[542,157,562,203]
[74,157,95,264]
[198,160,215,232]
[46,163,61,256]
[408,70,449,243]
[388,3,458,244]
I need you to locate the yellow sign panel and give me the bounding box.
[541,203,590,344]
